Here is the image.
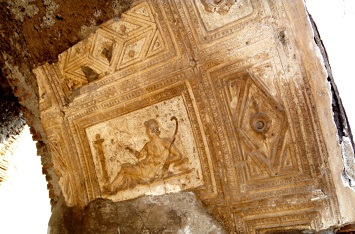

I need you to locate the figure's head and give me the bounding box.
[144,119,161,137]
[95,134,101,140]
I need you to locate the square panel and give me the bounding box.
[85,95,203,201]
[67,80,216,203]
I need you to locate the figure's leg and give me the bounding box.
[102,171,123,195]
[171,157,189,174]
[110,173,124,191]
[174,157,188,166]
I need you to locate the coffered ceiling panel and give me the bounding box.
[33,0,347,232]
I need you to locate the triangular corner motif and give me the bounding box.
[126,2,155,22]
[63,73,88,90]
[246,156,269,181]
[65,38,93,65]
[104,20,142,37]
[64,47,84,67]
[278,139,299,175]
[146,30,165,57]
[282,149,293,168]
[135,6,149,17]
[249,62,278,97]
[281,147,294,170]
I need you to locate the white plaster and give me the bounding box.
[341,136,355,189]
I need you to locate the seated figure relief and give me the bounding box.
[103,117,190,195]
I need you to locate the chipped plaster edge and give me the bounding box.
[301,0,355,227]
[284,0,355,229]
[340,137,355,189]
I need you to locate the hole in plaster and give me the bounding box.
[81,66,99,82]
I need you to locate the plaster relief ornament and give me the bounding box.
[200,0,238,15]
[84,94,203,202]
[103,117,190,195]
[33,1,351,231]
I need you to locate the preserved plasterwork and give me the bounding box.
[33,0,355,233]
[85,95,203,201]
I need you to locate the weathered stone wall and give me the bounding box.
[0,69,25,183]
[0,85,24,143]
[0,69,24,144]
[48,192,226,234]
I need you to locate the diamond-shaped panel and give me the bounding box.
[90,29,124,70]
[117,30,154,68]
[228,74,294,179]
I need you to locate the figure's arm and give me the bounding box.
[162,139,184,164]
[126,144,147,161]
[125,146,139,157]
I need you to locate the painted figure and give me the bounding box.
[104,118,188,194]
